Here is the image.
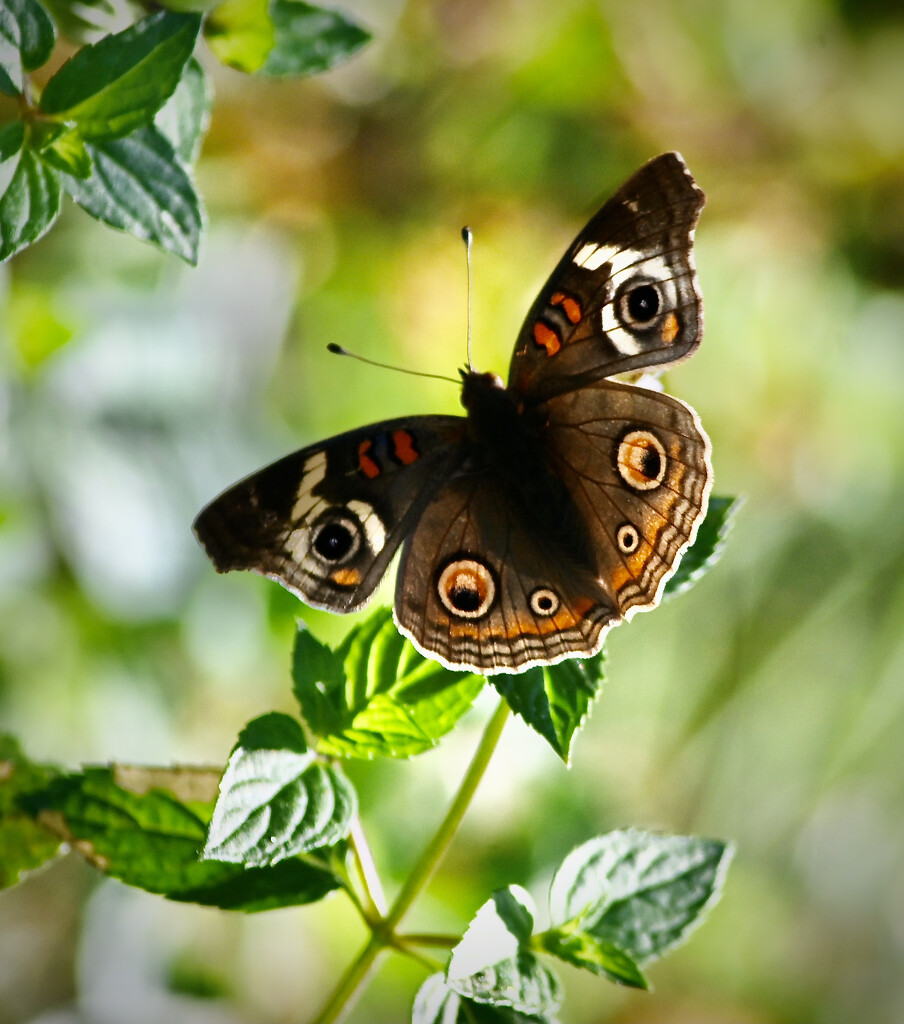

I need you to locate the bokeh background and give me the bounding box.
[2,0,904,1021]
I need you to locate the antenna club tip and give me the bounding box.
[326,343,345,355]
[461,226,472,246]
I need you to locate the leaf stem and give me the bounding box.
[311,694,510,1022]
[311,934,385,1024]
[386,695,510,931]
[349,814,387,918]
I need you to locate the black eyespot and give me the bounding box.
[640,445,662,480]
[627,284,660,323]
[449,584,481,612]
[313,522,353,561]
[537,595,553,610]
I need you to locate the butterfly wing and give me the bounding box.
[540,379,712,617]
[394,472,618,673]
[508,151,705,402]
[194,416,466,613]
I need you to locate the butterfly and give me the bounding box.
[193,152,712,675]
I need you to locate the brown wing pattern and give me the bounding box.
[541,379,712,616]
[194,416,465,613]
[394,474,618,673]
[508,152,705,402]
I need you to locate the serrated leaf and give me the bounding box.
[0,734,63,888]
[548,829,734,964]
[259,0,370,77]
[37,125,92,178]
[39,10,201,140]
[205,0,274,73]
[293,609,485,759]
[0,0,56,95]
[0,141,61,262]
[59,124,202,263]
[19,765,343,911]
[535,925,648,989]
[492,652,605,763]
[154,56,210,164]
[664,496,741,598]
[203,712,355,867]
[413,974,558,1024]
[447,886,560,1016]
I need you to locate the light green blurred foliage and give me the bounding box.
[2,0,903,1021]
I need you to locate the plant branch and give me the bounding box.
[349,814,387,918]
[311,695,510,1023]
[386,695,510,930]
[311,934,385,1024]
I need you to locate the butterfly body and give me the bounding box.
[195,152,712,674]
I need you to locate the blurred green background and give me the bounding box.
[2,0,904,1021]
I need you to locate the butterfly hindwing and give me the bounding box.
[194,416,466,613]
[508,152,705,402]
[394,472,618,673]
[541,380,712,616]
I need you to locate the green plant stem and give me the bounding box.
[385,695,510,931]
[349,815,387,918]
[312,695,510,1023]
[312,934,385,1024]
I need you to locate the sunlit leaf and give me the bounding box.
[205,0,274,73]
[492,652,605,763]
[36,126,92,178]
[0,0,56,95]
[59,125,202,264]
[204,712,356,867]
[548,830,733,963]
[260,0,370,76]
[18,765,343,911]
[292,609,485,759]
[154,56,211,164]
[0,734,63,888]
[413,973,558,1024]
[447,886,562,1016]
[39,10,201,140]
[0,140,61,262]
[535,924,648,989]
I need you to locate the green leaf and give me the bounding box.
[0,735,63,888]
[154,56,211,164]
[40,0,114,44]
[39,10,201,140]
[413,974,558,1024]
[447,886,562,1016]
[0,140,61,262]
[0,120,25,162]
[60,124,202,264]
[0,0,56,95]
[548,829,734,964]
[292,609,485,759]
[535,925,648,989]
[492,652,605,763]
[205,0,274,73]
[260,0,370,77]
[37,125,92,178]
[664,495,741,599]
[203,712,356,867]
[19,765,342,911]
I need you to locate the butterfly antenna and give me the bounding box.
[326,343,459,385]
[462,225,474,371]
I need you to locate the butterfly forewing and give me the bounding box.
[509,152,705,402]
[194,416,465,613]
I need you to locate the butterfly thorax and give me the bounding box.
[458,369,587,557]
